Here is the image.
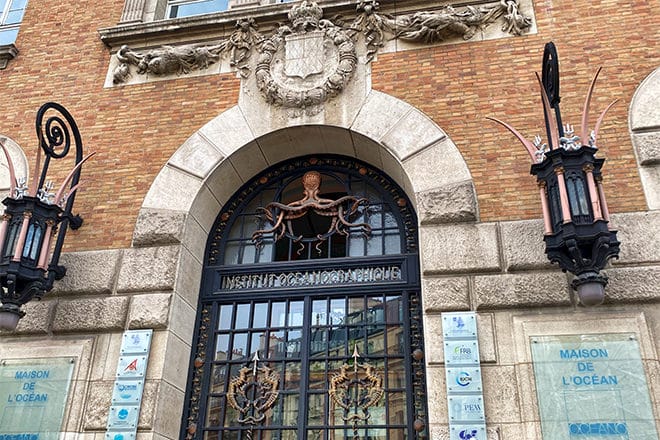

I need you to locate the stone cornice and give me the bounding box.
[0,44,18,69]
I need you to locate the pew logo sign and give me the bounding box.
[0,357,75,440]
[531,334,658,440]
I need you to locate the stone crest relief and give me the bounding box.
[254,1,357,114]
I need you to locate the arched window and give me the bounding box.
[181,156,427,440]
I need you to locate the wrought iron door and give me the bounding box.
[182,156,428,440]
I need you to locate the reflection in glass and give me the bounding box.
[235,303,250,328]
[254,302,268,327]
[231,333,248,359]
[218,305,233,330]
[271,302,286,327]
[206,396,223,427]
[312,300,327,326]
[210,365,227,393]
[284,362,302,390]
[214,334,230,360]
[282,394,300,426]
[307,393,327,425]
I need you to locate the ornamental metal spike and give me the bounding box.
[580,66,603,146]
[592,99,619,146]
[485,117,537,161]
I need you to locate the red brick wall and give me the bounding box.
[0,0,656,251]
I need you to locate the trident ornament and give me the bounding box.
[227,352,280,440]
[328,345,385,439]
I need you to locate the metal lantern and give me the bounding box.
[0,102,94,330]
[489,43,620,306]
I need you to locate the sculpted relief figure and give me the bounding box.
[111,0,532,111]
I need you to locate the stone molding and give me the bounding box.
[630,66,660,210]
[0,43,18,69]
[101,0,536,89]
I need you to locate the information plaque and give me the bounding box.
[0,357,75,440]
[531,333,658,440]
[442,312,486,440]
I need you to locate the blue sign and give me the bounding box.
[0,358,75,440]
[450,425,486,440]
[107,406,139,429]
[531,333,658,440]
[111,380,143,404]
[446,368,482,393]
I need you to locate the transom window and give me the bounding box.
[167,0,294,19]
[182,156,427,440]
[0,0,27,45]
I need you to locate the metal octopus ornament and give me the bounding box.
[252,171,371,254]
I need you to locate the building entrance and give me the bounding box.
[181,156,428,440]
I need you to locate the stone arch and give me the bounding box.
[132,93,478,426]
[629,66,660,210]
[0,136,29,194]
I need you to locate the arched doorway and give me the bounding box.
[180,155,428,440]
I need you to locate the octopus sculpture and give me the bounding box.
[251,171,371,253]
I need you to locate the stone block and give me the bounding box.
[381,108,446,161]
[604,266,660,303]
[139,381,159,429]
[128,293,172,329]
[639,165,660,210]
[175,246,203,309]
[168,294,196,344]
[168,131,224,179]
[132,208,186,247]
[152,381,186,438]
[420,223,500,274]
[181,216,207,262]
[426,366,448,425]
[416,181,478,225]
[199,105,255,157]
[228,140,268,183]
[351,90,413,142]
[481,366,521,423]
[14,300,54,334]
[203,161,243,210]
[424,314,443,364]
[473,272,570,309]
[402,138,472,193]
[476,313,497,363]
[52,250,121,296]
[189,184,222,234]
[117,245,180,292]
[422,276,470,312]
[500,219,553,271]
[611,211,660,264]
[632,132,660,165]
[52,296,129,332]
[83,381,112,430]
[515,363,540,422]
[142,165,203,212]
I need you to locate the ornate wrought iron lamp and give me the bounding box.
[489,43,620,306]
[0,103,94,330]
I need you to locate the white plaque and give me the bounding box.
[446,368,483,393]
[443,313,477,339]
[444,341,479,366]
